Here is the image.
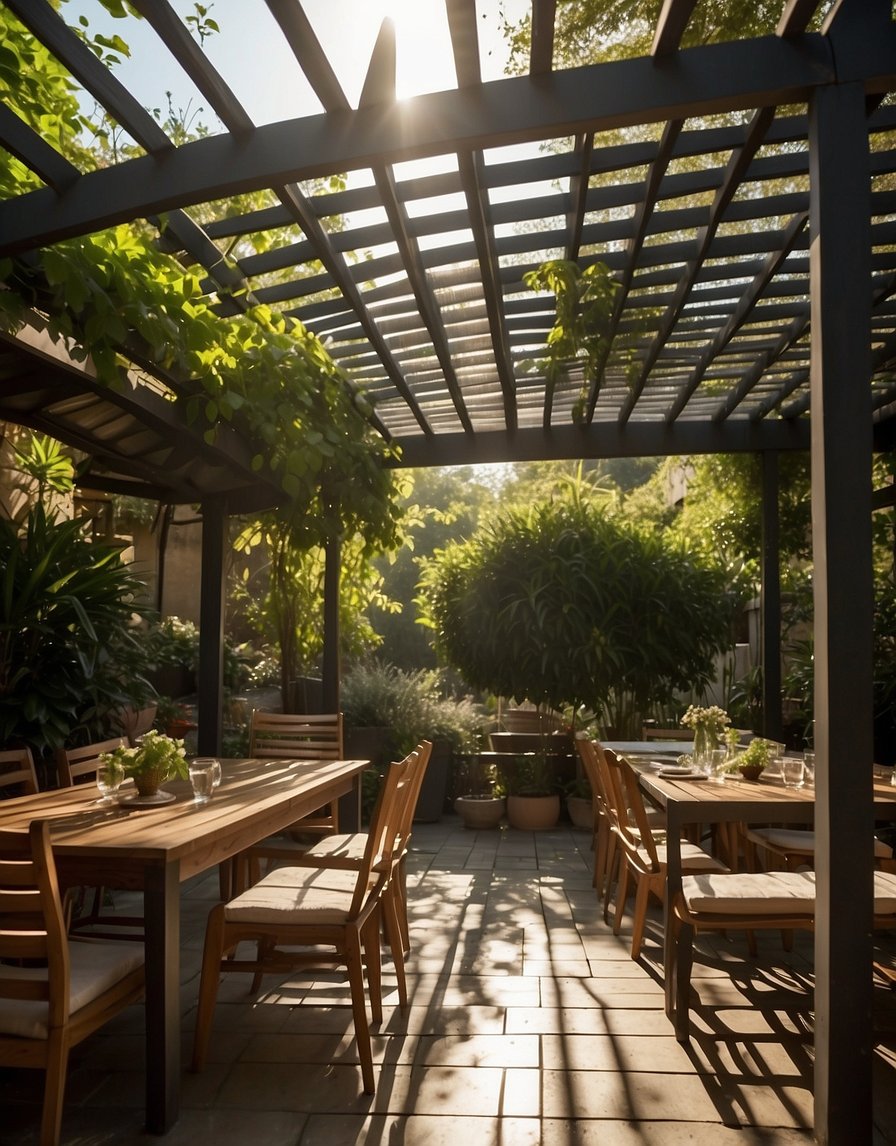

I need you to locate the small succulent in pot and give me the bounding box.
[100,730,189,797]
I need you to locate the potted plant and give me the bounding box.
[565,776,593,830]
[153,697,197,739]
[100,730,189,798]
[453,752,505,830]
[728,736,774,782]
[503,753,561,831]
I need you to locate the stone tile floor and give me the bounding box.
[2,817,895,1145]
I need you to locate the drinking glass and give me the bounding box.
[709,748,727,784]
[189,758,216,804]
[96,760,123,805]
[782,756,805,789]
[802,751,815,787]
[208,759,222,791]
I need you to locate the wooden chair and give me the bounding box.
[744,825,894,871]
[192,752,415,1095]
[601,748,728,959]
[55,737,126,788]
[0,746,39,797]
[575,739,616,914]
[0,820,145,1146]
[292,741,433,975]
[642,726,694,742]
[238,712,346,890]
[55,738,143,938]
[669,869,896,1040]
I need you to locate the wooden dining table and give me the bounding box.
[637,764,896,1015]
[0,755,370,1134]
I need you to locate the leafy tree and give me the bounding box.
[502,2,795,73]
[418,479,734,736]
[372,467,496,673]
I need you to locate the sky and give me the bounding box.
[61,0,531,129]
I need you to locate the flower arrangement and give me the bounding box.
[100,730,189,796]
[681,704,731,764]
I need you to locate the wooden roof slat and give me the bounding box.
[530,0,557,75]
[652,0,699,57]
[0,106,78,192]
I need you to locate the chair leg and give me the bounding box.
[603,836,618,924]
[41,1031,69,1146]
[192,905,227,1072]
[673,918,695,1042]
[630,875,652,959]
[382,886,408,1011]
[613,863,630,936]
[345,926,375,1094]
[362,909,383,1023]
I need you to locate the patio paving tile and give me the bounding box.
[2,815,895,1145]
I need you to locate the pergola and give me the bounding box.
[1,2,895,1142]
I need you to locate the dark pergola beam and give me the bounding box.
[0,35,846,257]
[652,0,699,56]
[391,417,809,468]
[530,0,557,74]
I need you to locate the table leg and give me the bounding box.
[143,859,181,1134]
[663,806,683,1019]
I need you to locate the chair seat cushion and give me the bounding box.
[300,833,366,865]
[637,842,728,873]
[746,827,893,859]
[682,870,896,916]
[223,866,360,926]
[0,939,144,1039]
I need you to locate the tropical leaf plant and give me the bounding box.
[0,505,153,754]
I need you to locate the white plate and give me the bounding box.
[119,790,176,807]
[657,767,707,779]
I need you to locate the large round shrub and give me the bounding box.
[419,496,734,736]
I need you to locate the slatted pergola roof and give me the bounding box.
[1,0,895,502]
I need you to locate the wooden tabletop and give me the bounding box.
[0,756,371,884]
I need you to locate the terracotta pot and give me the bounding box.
[454,795,505,830]
[506,794,560,831]
[566,795,593,830]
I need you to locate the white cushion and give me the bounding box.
[0,939,144,1040]
[746,827,893,859]
[224,866,360,926]
[636,841,728,873]
[301,833,366,863]
[682,870,896,916]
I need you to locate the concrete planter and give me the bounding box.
[566,795,593,831]
[453,794,505,830]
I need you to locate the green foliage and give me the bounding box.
[418,483,734,737]
[522,260,627,424]
[101,729,189,783]
[1,12,401,551]
[340,662,482,763]
[145,615,246,693]
[0,505,153,753]
[502,1,792,74]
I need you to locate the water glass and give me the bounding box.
[802,751,815,787]
[189,758,216,805]
[96,760,123,804]
[208,759,222,791]
[709,748,727,784]
[782,756,805,789]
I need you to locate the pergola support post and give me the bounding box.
[322,535,340,712]
[760,450,783,742]
[196,496,226,756]
[809,81,875,1146]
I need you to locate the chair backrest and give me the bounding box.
[0,747,39,797]
[642,726,694,741]
[0,820,70,1032]
[602,749,662,871]
[249,711,343,760]
[55,738,127,787]
[350,752,416,916]
[393,740,433,854]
